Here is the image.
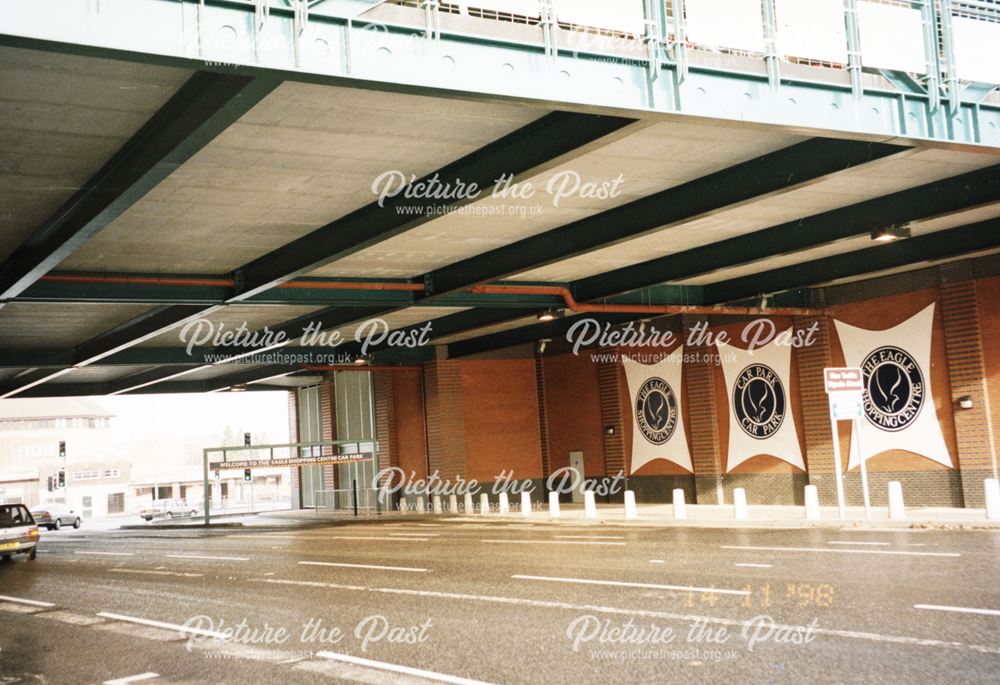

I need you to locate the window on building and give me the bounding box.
[73,471,99,481]
[104,469,120,478]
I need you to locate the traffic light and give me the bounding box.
[244,432,251,447]
[243,468,252,482]
[57,469,65,489]
[213,469,221,481]
[46,476,54,492]
[58,441,66,458]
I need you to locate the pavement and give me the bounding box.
[0,516,998,684]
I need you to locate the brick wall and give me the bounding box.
[794,310,840,504]
[424,360,467,480]
[595,349,626,477]
[684,316,724,505]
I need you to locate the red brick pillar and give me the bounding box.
[374,370,397,475]
[684,315,724,505]
[595,348,625,478]
[534,354,551,480]
[940,266,998,507]
[423,360,467,480]
[794,312,840,504]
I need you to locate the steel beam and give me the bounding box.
[573,164,1000,302]
[231,112,634,300]
[0,72,279,300]
[708,219,1000,303]
[420,138,909,297]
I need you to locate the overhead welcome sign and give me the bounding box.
[834,304,953,469]
[718,332,805,472]
[622,353,692,474]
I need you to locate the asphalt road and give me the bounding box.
[1,517,998,684]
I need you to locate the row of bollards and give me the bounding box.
[398,478,1000,522]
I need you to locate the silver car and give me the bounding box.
[0,504,39,561]
[30,503,82,531]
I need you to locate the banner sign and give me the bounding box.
[834,304,953,469]
[622,353,692,474]
[718,332,805,472]
[210,452,372,470]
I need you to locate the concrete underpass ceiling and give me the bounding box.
[0,46,193,264]
[57,81,548,274]
[0,303,156,348]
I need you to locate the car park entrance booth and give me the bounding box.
[0,1,999,513]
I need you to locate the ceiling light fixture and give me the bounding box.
[870,224,912,242]
[537,308,565,322]
[353,354,372,366]
[230,384,247,393]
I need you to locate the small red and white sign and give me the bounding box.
[823,367,864,394]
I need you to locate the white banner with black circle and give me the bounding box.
[834,304,953,469]
[717,334,805,472]
[622,353,692,474]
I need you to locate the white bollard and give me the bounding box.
[499,492,510,515]
[548,491,561,519]
[986,479,1000,521]
[432,495,443,514]
[804,485,820,521]
[624,491,637,520]
[416,496,426,514]
[463,492,474,514]
[584,490,597,519]
[479,493,490,515]
[521,491,532,517]
[888,481,906,521]
[399,496,408,513]
[448,494,458,513]
[733,488,749,520]
[672,489,687,520]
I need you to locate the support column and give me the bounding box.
[424,360,467,480]
[595,348,626,479]
[320,381,337,491]
[940,265,998,507]
[287,390,300,508]
[684,315,724,504]
[374,371,398,474]
[795,309,840,504]
[534,354,551,481]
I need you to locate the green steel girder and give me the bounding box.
[707,218,1000,304]
[1,0,998,149]
[420,138,909,297]
[0,71,279,301]
[573,163,1000,302]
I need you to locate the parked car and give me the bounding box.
[0,504,39,561]
[137,499,200,521]
[30,503,82,531]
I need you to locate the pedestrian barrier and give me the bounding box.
[479,493,490,515]
[733,488,749,520]
[433,495,443,514]
[448,494,458,512]
[499,492,510,515]
[399,496,408,512]
[584,490,597,519]
[888,481,906,521]
[804,485,820,521]
[986,479,1000,521]
[673,489,687,520]
[521,491,532,517]
[548,491,560,519]
[624,491,637,520]
[464,492,474,513]
[416,496,426,514]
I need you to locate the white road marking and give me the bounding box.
[735,563,773,569]
[103,673,159,685]
[165,554,249,562]
[96,612,229,640]
[482,539,625,547]
[512,574,748,596]
[827,541,891,546]
[256,578,1000,655]
[0,594,54,608]
[914,604,1000,617]
[299,561,428,573]
[555,535,625,540]
[649,560,666,564]
[109,569,203,578]
[388,533,440,538]
[315,651,498,685]
[327,536,430,542]
[75,551,134,557]
[720,545,960,558]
